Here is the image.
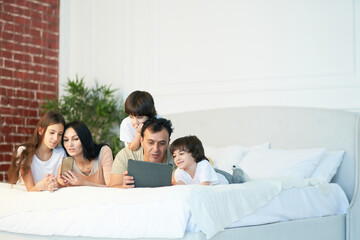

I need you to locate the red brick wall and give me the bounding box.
[0,0,60,182]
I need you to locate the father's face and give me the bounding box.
[141,127,169,163]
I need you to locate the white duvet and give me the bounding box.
[0,180,282,239]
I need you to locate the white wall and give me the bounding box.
[60,0,360,115]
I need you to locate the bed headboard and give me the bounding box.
[165,107,359,202]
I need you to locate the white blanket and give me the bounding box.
[0,180,281,239]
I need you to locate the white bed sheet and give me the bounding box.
[0,181,348,239]
[185,183,349,232]
[0,181,282,239]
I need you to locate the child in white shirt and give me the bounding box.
[8,111,66,192]
[170,136,228,185]
[120,90,157,151]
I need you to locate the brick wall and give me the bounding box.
[0,0,60,182]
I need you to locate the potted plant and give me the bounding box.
[42,75,126,156]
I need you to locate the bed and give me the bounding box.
[0,106,359,240]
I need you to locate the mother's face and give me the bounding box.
[62,127,83,157]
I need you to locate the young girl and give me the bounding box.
[170,136,228,185]
[120,90,158,151]
[8,111,66,192]
[58,120,113,187]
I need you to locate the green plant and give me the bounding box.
[42,75,126,156]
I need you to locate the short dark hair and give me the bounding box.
[170,135,208,163]
[141,118,173,139]
[125,90,157,117]
[62,120,108,160]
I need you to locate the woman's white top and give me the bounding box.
[174,160,229,185]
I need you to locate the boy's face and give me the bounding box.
[172,149,195,170]
[129,115,149,129]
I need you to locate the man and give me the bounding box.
[110,118,174,188]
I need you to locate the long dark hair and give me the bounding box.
[170,135,208,163]
[8,111,65,184]
[61,120,108,160]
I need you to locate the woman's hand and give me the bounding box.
[61,170,83,186]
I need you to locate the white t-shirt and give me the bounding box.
[119,115,161,146]
[119,116,136,145]
[30,146,65,184]
[174,160,229,185]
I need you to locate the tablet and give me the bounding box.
[127,159,173,188]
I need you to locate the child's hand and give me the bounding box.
[46,174,58,192]
[134,123,144,133]
[38,174,58,192]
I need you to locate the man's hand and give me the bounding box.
[121,171,135,189]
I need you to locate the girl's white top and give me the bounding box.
[17,146,65,184]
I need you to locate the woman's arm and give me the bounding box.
[101,146,114,186]
[61,170,107,187]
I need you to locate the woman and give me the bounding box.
[58,120,113,187]
[8,111,66,192]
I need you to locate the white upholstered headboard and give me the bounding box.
[165,107,359,202]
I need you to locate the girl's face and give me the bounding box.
[172,149,196,170]
[62,127,83,158]
[129,115,149,129]
[41,123,64,150]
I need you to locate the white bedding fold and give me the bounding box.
[0,181,282,239]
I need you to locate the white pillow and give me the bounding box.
[205,143,270,174]
[238,148,326,181]
[311,151,344,183]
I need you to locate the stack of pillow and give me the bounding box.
[205,143,344,183]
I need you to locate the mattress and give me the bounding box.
[0,181,349,239]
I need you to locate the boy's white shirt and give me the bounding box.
[174,160,228,185]
[119,115,162,146]
[119,117,135,146]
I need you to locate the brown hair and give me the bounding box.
[7,111,65,184]
[125,90,157,117]
[170,135,208,163]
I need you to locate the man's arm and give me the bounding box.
[110,148,135,188]
[110,171,134,188]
